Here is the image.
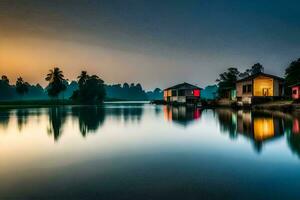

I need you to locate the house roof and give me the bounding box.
[164,82,201,91]
[236,72,284,83]
[288,82,300,87]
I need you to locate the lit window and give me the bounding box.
[293,89,297,95]
[193,89,200,97]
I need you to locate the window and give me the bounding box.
[171,90,177,96]
[243,84,252,94]
[247,85,252,93]
[178,89,185,96]
[243,85,247,93]
[193,89,200,97]
[293,89,297,95]
[163,90,168,97]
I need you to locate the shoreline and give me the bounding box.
[0,99,148,109]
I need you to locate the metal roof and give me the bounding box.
[236,72,284,83]
[164,82,201,91]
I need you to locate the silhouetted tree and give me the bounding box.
[216,67,240,97]
[45,67,67,99]
[285,58,300,87]
[71,72,106,104]
[239,63,264,79]
[123,83,129,89]
[1,75,9,84]
[250,63,264,75]
[16,77,29,98]
[77,71,89,89]
[0,75,15,100]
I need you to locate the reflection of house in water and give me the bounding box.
[293,118,300,134]
[287,116,300,158]
[216,109,285,152]
[237,111,284,151]
[215,109,237,138]
[163,106,201,127]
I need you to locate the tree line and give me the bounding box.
[216,58,300,97]
[0,67,163,102]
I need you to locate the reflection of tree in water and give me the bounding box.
[287,133,300,158]
[47,107,67,141]
[105,105,144,124]
[215,109,237,139]
[286,116,300,158]
[16,109,29,131]
[0,109,10,130]
[71,106,105,137]
[154,106,161,116]
[122,107,143,123]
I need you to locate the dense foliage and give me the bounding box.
[71,72,106,104]
[216,67,240,97]
[239,63,264,78]
[216,63,264,97]
[285,58,300,87]
[16,77,29,97]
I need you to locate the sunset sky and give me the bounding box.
[0,0,300,90]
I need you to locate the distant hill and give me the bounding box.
[105,83,163,101]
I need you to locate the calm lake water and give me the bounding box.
[1,102,300,199]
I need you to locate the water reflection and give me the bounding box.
[163,106,201,127]
[0,105,300,156]
[16,109,29,131]
[47,107,67,141]
[215,109,300,153]
[216,109,237,138]
[2,105,300,199]
[71,106,105,137]
[0,109,10,130]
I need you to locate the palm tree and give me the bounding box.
[77,71,89,89]
[45,67,66,100]
[45,67,65,83]
[16,77,29,99]
[1,75,9,84]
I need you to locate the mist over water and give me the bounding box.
[1,103,300,199]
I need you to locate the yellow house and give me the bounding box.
[236,73,284,104]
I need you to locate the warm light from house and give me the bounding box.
[292,86,300,99]
[164,90,168,97]
[253,118,275,141]
[193,89,200,97]
[253,76,274,96]
[163,106,172,121]
[293,119,300,134]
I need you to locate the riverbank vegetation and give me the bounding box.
[0,68,163,103]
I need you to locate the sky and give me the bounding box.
[0,0,299,90]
